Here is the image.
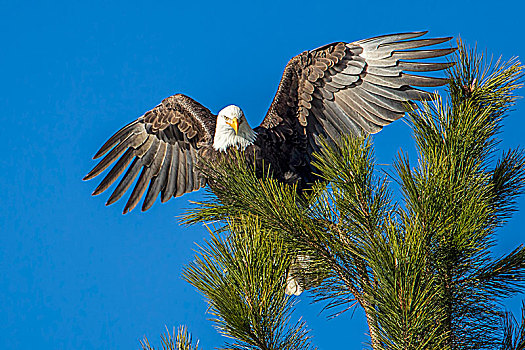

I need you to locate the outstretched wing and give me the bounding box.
[260,31,455,152]
[84,94,216,213]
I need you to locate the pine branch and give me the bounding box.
[500,302,525,350]
[475,246,525,299]
[183,217,315,350]
[395,40,525,349]
[141,326,200,350]
[491,148,525,226]
[185,149,369,316]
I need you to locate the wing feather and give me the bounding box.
[338,89,399,125]
[398,61,455,72]
[310,106,340,142]
[92,121,142,159]
[260,32,455,158]
[175,144,187,197]
[360,81,433,101]
[92,148,135,196]
[355,31,427,46]
[184,144,194,193]
[334,95,382,134]
[85,94,216,213]
[366,65,402,77]
[123,138,165,213]
[161,143,180,203]
[124,166,153,214]
[84,133,134,181]
[401,73,449,87]
[350,89,405,123]
[331,73,360,85]
[352,87,408,113]
[106,158,143,206]
[379,37,453,51]
[393,48,456,60]
[191,148,202,191]
[143,143,171,211]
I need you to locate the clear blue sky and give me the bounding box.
[1,0,524,348]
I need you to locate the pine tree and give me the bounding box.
[142,42,525,350]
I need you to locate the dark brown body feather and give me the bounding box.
[85,31,455,213]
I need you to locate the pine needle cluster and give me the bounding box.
[141,325,200,350]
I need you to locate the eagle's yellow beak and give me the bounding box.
[226,118,239,135]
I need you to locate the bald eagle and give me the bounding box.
[84,31,455,214]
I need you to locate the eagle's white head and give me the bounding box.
[213,105,257,152]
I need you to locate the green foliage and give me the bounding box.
[396,41,525,349]
[141,326,200,350]
[183,217,315,350]
[500,302,525,350]
[143,41,525,349]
